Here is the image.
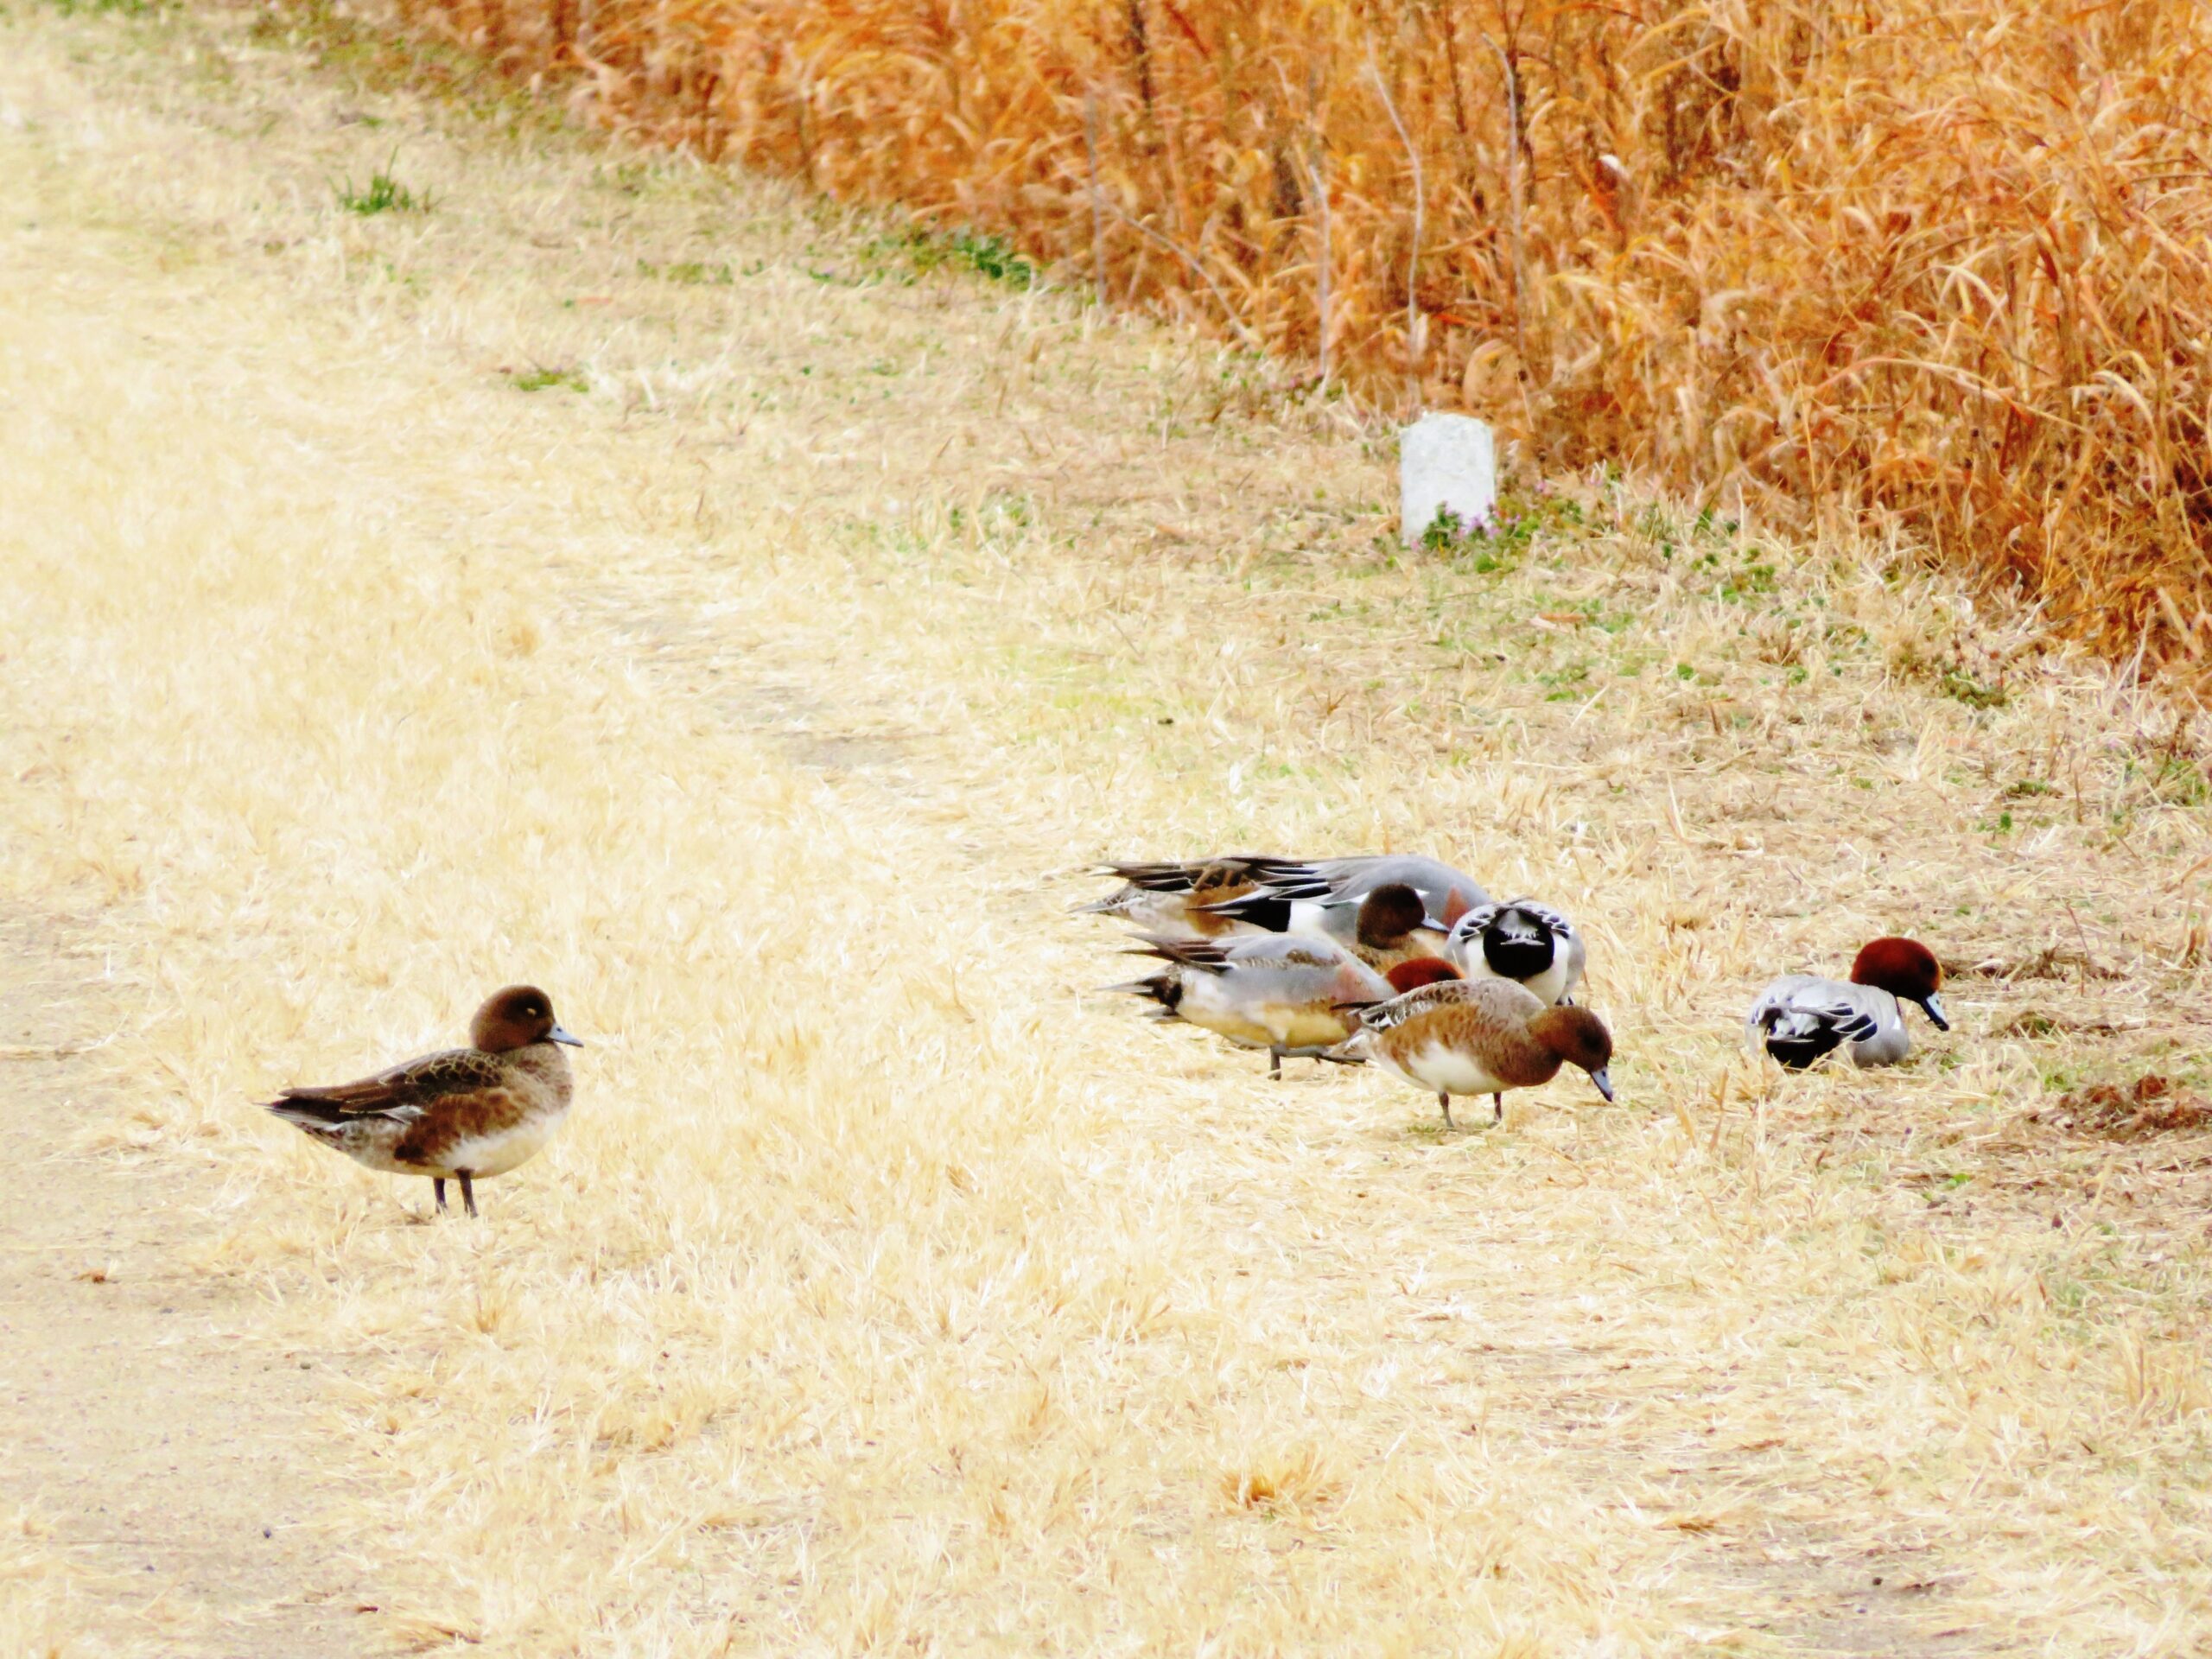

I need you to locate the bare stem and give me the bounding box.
[1084,88,1109,306]
[1365,40,1424,412]
[1098,199,1261,351]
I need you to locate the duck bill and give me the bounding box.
[549,1024,585,1047]
[1589,1066,1616,1103]
[1919,994,1949,1032]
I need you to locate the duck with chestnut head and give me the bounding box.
[1327,973,1615,1129]
[266,985,584,1218]
[1745,938,1948,1070]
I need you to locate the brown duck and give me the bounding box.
[1329,976,1613,1128]
[1342,882,1450,974]
[266,985,582,1217]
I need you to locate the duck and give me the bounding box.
[1327,976,1614,1128]
[1343,882,1453,974]
[1380,957,1464,995]
[1446,899,1585,1006]
[1196,855,1491,946]
[1107,926,1397,1077]
[266,985,583,1217]
[1077,855,1294,937]
[1744,938,1948,1070]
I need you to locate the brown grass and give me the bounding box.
[5,1,2212,1650]
[334,0,2212,682]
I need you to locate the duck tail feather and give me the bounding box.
[266,1094,346,1127]
[1099,975,1181,1012]
[1195,891,1294,931]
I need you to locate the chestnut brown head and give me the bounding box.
[470,985,584,1053]
[1357,882,1440,949]
[1529,1006,1615,1101]
[1849,938,1948,1029]
[1385,957,1463,995]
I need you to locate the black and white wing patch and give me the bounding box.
[1752,994,1879,1069]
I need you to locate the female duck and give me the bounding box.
[1745,938,1948,1069]
[1109,930,1393,1077]
[267,985,583,1217]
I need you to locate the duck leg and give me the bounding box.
[458,1173,478,1219]
[1438,1092,1454,1129]
[1492,1092,1504,1126]
[433,1178,448,1215]
[1269,1047,1283,1080]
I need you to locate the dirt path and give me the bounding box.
[2,3,2209,1654]
[0,912,368,1656]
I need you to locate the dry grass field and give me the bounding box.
[2,2,2211,1653]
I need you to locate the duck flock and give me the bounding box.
[1079,851,1950,1130]
[258,854,1948,1218]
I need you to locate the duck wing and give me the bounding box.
[1201,856,1489,934]
[1745,977,1882,1068]
[1129,932,1382,982]
[1348,975,1539,1031]
[1082,855,1295,896]
[269,1047,506,1126]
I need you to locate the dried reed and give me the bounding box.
[382,0,2212,679]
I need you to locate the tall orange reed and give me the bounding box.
[398,0,2212,675]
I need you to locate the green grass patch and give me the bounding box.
[508,366,588,393]
[334,154,431,215]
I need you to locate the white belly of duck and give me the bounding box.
[416,1112,565,1179]
[1377,1041,1506,1099]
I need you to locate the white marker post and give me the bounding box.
[1400,412,1497,547]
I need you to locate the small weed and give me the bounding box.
[2151,754,2209,805]
[1719,559,1777,602]
[945,232,1038,287]
[335,153,431,215]
[1419,506,1490,553]
[1940,667,2008,709]
[859,226,1041,289]
[508,366,588,393]
[1538,661,1591,702]
[637,257,737,286]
